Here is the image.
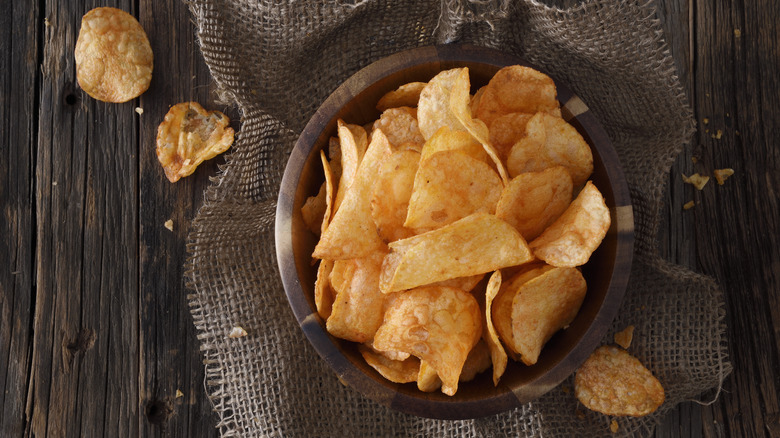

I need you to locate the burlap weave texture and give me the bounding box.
[184,0,731,436]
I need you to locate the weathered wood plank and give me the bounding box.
[0,1,40,436]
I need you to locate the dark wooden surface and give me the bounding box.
[1,1,777,437]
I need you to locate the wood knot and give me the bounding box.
[145,398,173,427]
[62,328,96,371]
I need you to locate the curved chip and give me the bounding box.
[419,126,487,164]
[155,102,234,183]
[314,259,335,320]
[301,182,326,235]
[484,271,507,385]
[417,360,442,392]
[333,120,368,211]
[432,273,485,294]
[474,65,560,128]
[75,7,153,102]
[510,266,587,365]
[529,181,611,267]
[376,81,427,111]
[417,68,467,140]
[575,345,665,416]
[373,107,425,147]
[370,150,420,242]
[506,112,593,187]
[496,167,573,241]
[489,112,533,161]
[380,213,534,293]
[459,339,492,382]
[372,286,482,396]
[359,345,420,384]
[405,151,502,230]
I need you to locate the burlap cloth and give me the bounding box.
[184,0,732,436]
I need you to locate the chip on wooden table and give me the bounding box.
[530,181,610,267]
[370,150,420,242]
[156,102,234,183]
[372,285,482,396]
[75,7,153,103]
[376,81,427,111]
[373,107,425,147]
[575,345,665,416]
[359,345,420,384]
[473,65,560,128]
[614,325,635,349]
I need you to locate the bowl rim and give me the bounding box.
[275,44,634,420]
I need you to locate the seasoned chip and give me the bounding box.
[370,150,420,242]
[682,172,710,190]
[313,130,392,260]
[156,102,234,183]
[714,168,734,185]
[488,112,533,161]
[484,270,507,385]
[474,65,560,128]
[530,181,611,267]
[334,120,368,211]
[405,151,503,229]
[506,112,593,187]
[75,7,153,102]
[314,259,335,319]
[417,68,467,140]
[510,267,587,365]
[614,325,635,349]
[470,86,486,115]
[496,167,573,241]
[376,81,427,111]
[432,274,485,294]
[417,360,442,392]
[301,183,326,235]
[380,213,534,293]
[359,345,420,384]
[372,286,482,396]
[459,339,492,382]
[326,251,389,343]
[575,345,665,416]
[373,107,425,147]
[419,126,487,164]
[683,200,696,210]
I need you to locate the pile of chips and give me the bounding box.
[304,64,661,415]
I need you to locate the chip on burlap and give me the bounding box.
[184,0,731,436]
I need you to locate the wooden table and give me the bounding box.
[2,1,777,437]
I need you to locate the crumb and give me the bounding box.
[610,419,619,433]
[735,130,740,136]
[164,219,174,231]
[52,181,58,186]
[682,173,710,190]
[734,29,741,37]
[228,326,248,338]
[714,168,734,185]
[175,389,184,399]
[44,17,52,27]
[711,129,723,139]
[561,385,571,394]
[706,93,711,97]
[614,326,635,349]
[702,118,709,125]
[683,200,695,210]
[135,107,144,115]
[691,156,698,164]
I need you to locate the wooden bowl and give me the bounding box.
[275,45,633,420]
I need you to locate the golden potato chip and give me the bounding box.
[614,325,635,349]
[327,136,342,183]
[376,81,427,111]
[370,150,420,242]
[510,266,587,365]
[483,271,507,385]
[474,65,560,128]
[496,167,573,241]
[380,212,533,293]
[326,251,389,343]
[489,112,533,160]
[432,274,485,294]
[156,102,234,183]
[314,259,335,319]
[372,286,482,396]
[372,107,425,147]
[333,120,368,211]
[313,130,392,260]
[301,182,326,235]
[419,126,488,164]
[470,85,486,115]
[506,112,593,187]
[530,181,611,267]
[575,345,665,416]
[417,68,467,140]
[405,151,502,230]
[359,345,419,384]
[417,360,442,392]
[459,339,492,382]
[714,168,734,185]
[75,7,153,102]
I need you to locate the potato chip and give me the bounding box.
[333,120,368,211]
[474,65,560,128]
[614,325,635,349]
[496,167,573,241]
[376,81,427,111]
[470,86,486,115]
[314,259,335,319]
[506,112,593,187]
[326,251,389,343]
[301,183,326,235]
[460,339,492,382]
[372,286,482,395]
[380,212,533,293]
[489,112,533,160]
[75,7,153,102]
[417,360,442,392]
[328,136,342,183]
[156,102,234,183]
[575,345,665,416]
[373,107,425,147]
[681,172,710,190]
[432,274,485,294]
[714,168,734,185]
[417,68,467,140]
[419,126,487,164]
[370,150,420,242]
[405,151,502,229]
[359,345,420,384]
[313,130,392,260]
[530,181,611,267]
[510,266,587,365]
[483,271,507,385]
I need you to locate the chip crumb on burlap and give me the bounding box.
[184,0,731,436]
